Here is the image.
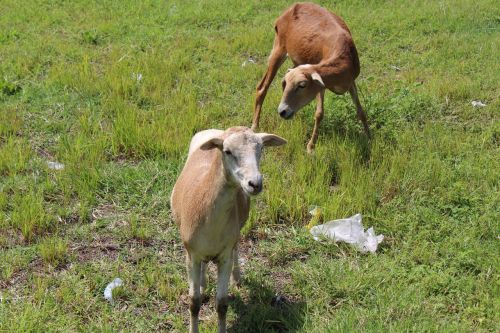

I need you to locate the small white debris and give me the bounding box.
[271,294,290,307]
[104,278,123,304]
[390,65,401,71]
[47,161,64,170]
[242,56,256,67]
[471,100,486,108]
[131,72,143,82]
[310,214,384,253]
[238,258,247,267]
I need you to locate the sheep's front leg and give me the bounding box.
[252,38,287,131]
[307,89,325,153]
[231,244,241,287]
[349,82,371,138]
[186,253,202,333]
[216,249,233,333]
[200,261,208,296]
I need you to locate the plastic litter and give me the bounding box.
[309,214,384,253]
[308,206,322,217]
[471,100,486,108]
[306,206,323,230]
[241,56,256,67]
[103,278,123,304]
[47,161,64,170]
[131,72,143,82]
[271,294,290,308]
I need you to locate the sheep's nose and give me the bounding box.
[278,104,292,119]
[248,180,261,191]
[248,177,263,194]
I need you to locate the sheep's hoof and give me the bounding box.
[231,276,242,288]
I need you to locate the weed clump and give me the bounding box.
[0,138,31,176]
[10,191,51,242]
[128,215,151,242]
[38,237,68,266]
[0,80,21,96]
[81,30,99,45]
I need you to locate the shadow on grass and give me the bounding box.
[319,118,373,165]
[296,104,373,165]
[229,276,306,333]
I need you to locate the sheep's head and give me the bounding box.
[278,65,325,120]
[200,127,287,195]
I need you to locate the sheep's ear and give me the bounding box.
[257,133,288,147]
[200,137,224,150]
[311,72,325,88]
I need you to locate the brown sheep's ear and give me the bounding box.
[311,72,325,88]
[257,133,288,147]
[200,137,224,150]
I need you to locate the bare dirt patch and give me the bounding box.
[70,235,121,263]
[0,257,44,292]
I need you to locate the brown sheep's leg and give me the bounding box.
[349,82,371,138]
[252,38,286,131]
[307,89,325,154]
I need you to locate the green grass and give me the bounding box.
[0,0,499,331]
[38,237,68,267]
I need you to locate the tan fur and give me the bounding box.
[171,126,286,333]
[172,129,247,251]
[252,2,370,153]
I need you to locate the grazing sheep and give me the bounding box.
[252,2,370,153]
[171,126,287,333]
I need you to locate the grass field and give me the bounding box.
[1,0,499,331]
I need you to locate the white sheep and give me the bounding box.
[171,126,287,333]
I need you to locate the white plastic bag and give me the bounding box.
[309,214,384,253]
[103,278,123,304]
[471,100,486,108]
[47,161,65,170]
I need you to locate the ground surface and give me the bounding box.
[0,0,499,332]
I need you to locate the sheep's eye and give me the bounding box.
[281,80,286,91]
[224,150,232,156]
[298,81,307,88]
